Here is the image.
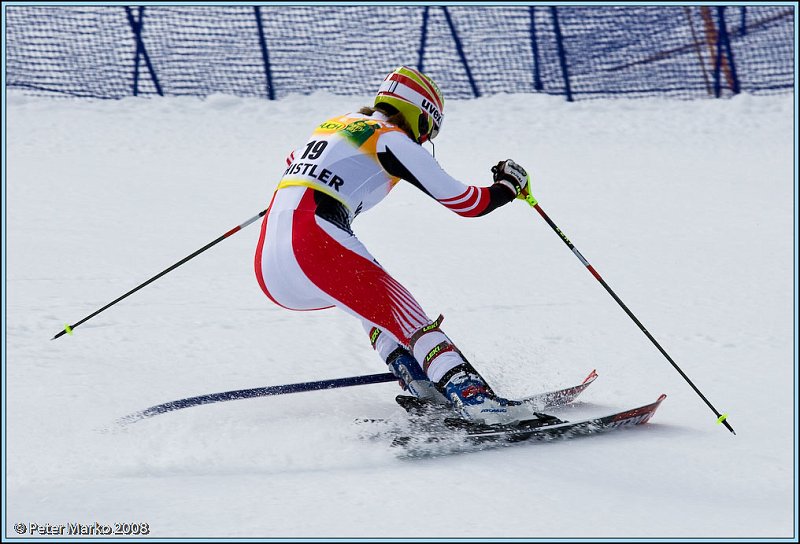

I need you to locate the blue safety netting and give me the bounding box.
[5,5,795,101]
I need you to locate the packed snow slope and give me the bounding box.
[5,90,796,539]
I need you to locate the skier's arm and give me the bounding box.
[376,132,520,218]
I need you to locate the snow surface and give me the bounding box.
[5,90,797,540]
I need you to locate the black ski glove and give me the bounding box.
[491,159,531,197]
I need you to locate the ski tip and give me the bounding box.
[657,394,667,402]
[582,369,599,384]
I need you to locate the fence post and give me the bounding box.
[550,6,573,102]
[684,7,713,96]
[529,6,544,91]
[442,7,479,98]
[417,6,430,73]
[124,6,162,97]
[717,6,740,95]
[712,20,723,98]
[131,9,141,96]
[254,6,275,100]
[701,6,735,98]
[740,7,747,36]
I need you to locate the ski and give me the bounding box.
[519,368,598,409]
[391,394,667,456]
[354,370,599,435]
[394,368,599,416]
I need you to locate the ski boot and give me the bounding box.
[386,347,449,412]
[436,363,544,426]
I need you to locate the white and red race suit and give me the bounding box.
[254,111,514,382]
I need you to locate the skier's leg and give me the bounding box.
[362,321,446,403]
[255,188,337,311]
[256,188,447,401]
[405,317,544,426]
[256,188,447,345]
[258,188,538,423]
[279,190,471,392]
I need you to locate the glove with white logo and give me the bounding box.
[491,160,531,198]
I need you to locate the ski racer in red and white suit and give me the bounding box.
[255,68,537,426]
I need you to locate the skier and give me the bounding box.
[255,66,537,426]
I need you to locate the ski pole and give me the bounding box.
[52,209,267,340]
[519,191,735,435]
[117,372,397,425]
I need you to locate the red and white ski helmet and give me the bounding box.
[374,66,444,143]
